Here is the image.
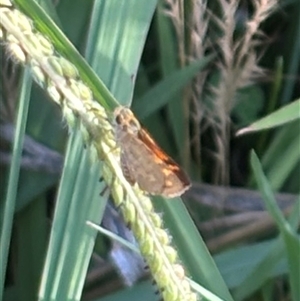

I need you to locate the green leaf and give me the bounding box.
[237,99,300,136]
[238,151,300,301]
[215,238,289,289]
[0,68,32,301]
[15,197,47,301]
[86,0,157,105]
[39,132,108,300]
[134,56,213,119]
[248,122,300,191]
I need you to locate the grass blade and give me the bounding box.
[0,68,32,301]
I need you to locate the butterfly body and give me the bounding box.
[114,107,191,197]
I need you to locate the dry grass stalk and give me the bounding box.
[188,0,209,173]
[164,0,209,174]
[210,0,277,184]
[164,0,277,184]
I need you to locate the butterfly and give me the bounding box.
[113,107,191,197]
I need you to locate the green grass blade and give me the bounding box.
[232,231,287,300]
[134,56,213,119]
[86,0,157,105]
[237,99,300,136]
[0,68,32,301]
[235,151,299,299]
[15,196,47,301]
[39,131,81,299]
[248,121,300,190]
[232,203,299,300]
[215,238,290,290]
[39,130,108,300]
[263,132,300,190]
[250,151,300,301]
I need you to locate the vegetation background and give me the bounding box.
[0,0,299,301]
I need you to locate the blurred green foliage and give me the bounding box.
[1,0,299,301]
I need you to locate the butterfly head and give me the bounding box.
[113,107,140,135]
